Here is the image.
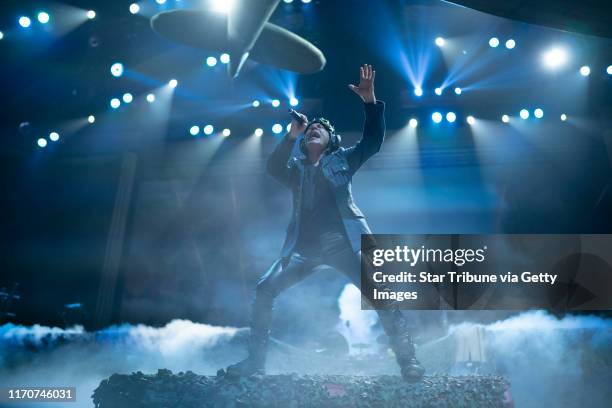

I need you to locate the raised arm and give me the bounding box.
[266,111,308,187]
[346,64,386,173]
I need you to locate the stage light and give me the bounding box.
[505,39,515,49]
[272,124,283,134]
[129,3,140,14]
[290,97,299,107]
[110,63,124,77]
[255,128,264,137]
[169,79,178,88]
[454,87,462,95]
[502,115,509,123]
[446,112,456,123]
[37,12,50,24]
[409,118,418,128]
[49,132,59,142]
[467,115,475,125]
[110,98,121,109]
[560,114,567,121]
[122,93,133,103]
[607,65,612,75]
[220,53,230,64]
[302,0,312,3]
[222,128,231,137]
[435,37,445,47]
[271,99,280,107]
[286,124,291,132]
[146,93,155,103]
[579,66,590,76]
[206,56,217,67]
[189,126,200,136]
[156,0,167,4]
[434,87,442,96]
[489,37,499,48]
[19,16,31,28]
[204,125,214,135]
[432,112,442,123]
[86,10,96,19]
[283,0,294,3]
[252,100,260,107]
[534,108,544,118]
[519,109,529,119]
[0,31,4,40]
[414,87,423,97]
[37,138,47,148]
[542,47,568,69]
[212,0,235,13]
[88,115,95,123]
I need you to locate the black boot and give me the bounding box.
[379,309,425,382]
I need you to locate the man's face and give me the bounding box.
[305,122,330,149]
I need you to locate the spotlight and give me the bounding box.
[220,53,230,64]
[206,56,217,67]
[0,31,4,40]
[579,66,590,76]
[414,87,423,97]
[467,115,475,125]
[290,97,299,107]
[146,93,156,103]
[19,16,32,28]
[37,138,47,148]
[122,93,133,103]
[489,37,499,48]
[607,65,612,75]
[203,125,214,135]
[435,37,445,47]
[37,12,50,24]
[283,0,294,3]
[502,114,509,123]
[129,3,140,14]
[409,118,418,128]
[222,128,231,137]
[211,0,235,13]
[432,112,442,123]
[271,99,280,107]
[110,63,124,77]
[189,125,200,136]
[86,10,96,20]
[49,132,59,142]
[110,98,121,109]
[272,124,283,134]
[542,47,568,69]
[88,115,96,123]
[454,87,462,95]
[252,100,260,107]
[255,128,264,137]
[560,114,567,121]
[156,0,167,4]
[286,124,291,132]
[302,0,312,3]
[168,79,178,88]
[519,109,529,119]
[434,87,442,96]
[505,39,515,49]
[446,112,456,123]
[534,108,544,118]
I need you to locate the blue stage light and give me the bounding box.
[579,66,590,76]
[146,93,155,103]
[271,99,280,107]
[534,108,543,118]
[169,79,178,88]
[502,114,509,123]
[489,37,499,48]
[290,97,299,107]
[505,39,516,49]
[222,128,231,137]
[446,112,456,123]
[607,65,612,75]
[37,138,47,148]
[302,0,312,3]
[252,100,260,107]
[255,128,264,137]
[49,132,59,142]
[88,115,95,124]
[414,87,423,97]
[283,0,294,3]
[467,116,475,125]
[432,112,442,123]
[409,119,418,128]
[272,124,283,134]
[206,56,217,67]
[129,3,140,14]
[454,87,462,95]
[19,16,31,28]
[434,87,442,96]
[110,63,124,77]
[0,31,4,40]
[37,12,50,24]
[86,10,96,20]
[122,93,133,104]
[190,126,200,136]
[156,0,167,4]
[204,125,214,135]
[110,98,121,109]
[435,37,445,47]
[220,53,230,64]
[542,47,568,70]
[519,109,529,119]
[560,114,567,121]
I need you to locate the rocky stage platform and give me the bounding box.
[92,369,512,407]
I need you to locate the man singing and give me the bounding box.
[225,65,424,381]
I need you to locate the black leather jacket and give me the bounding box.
[266,101,386,257]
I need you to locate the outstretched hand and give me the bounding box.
[349,64,376,104]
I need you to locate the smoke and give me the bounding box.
[335,283,381,355]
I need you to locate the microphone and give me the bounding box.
[288,109,307,124]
